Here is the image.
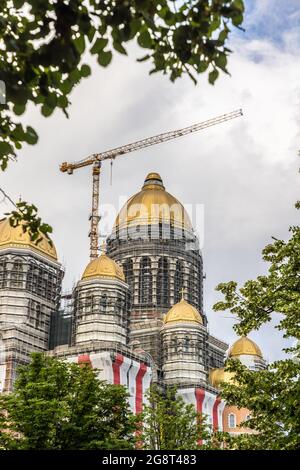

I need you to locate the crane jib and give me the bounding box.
[60,108,243,260]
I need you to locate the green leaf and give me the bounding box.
[25,126,38,144]
[87,26,96,43]
[74,35,85,54]
[45,94,57,108]
[137,54,151,62]
[90,38,108,55]
[208,69,219,85]
[41,104,54,117]
[218,28,229,43]
[12,124,25,141]
[232,0,245,12]
[13,88,28,106]
[215,53,227,70]
[57,95,68,109]
[13,0,25,6]
[197,61,208,72]
[129,18,141,38]
[13,104,26,116]
[113,42,127,55]
[137,30,152,49]
[97,50,112,67]
[60,80,73,94]
[232,13,244,26]
[80,64,91,77]
[0,142,13,157]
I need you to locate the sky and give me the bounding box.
[1,1,299,361]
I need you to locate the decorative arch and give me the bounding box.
[171,337,178,354]
[123,258,134,293]
[139,257,152,304]
[174,260,184,303]
[228,413,236,429]
[156,257,169,306]
[11,259,23,288]
[183,336,190,353]
[100,293,108,313]
[0,257,8,288]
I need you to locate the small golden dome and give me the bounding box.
[0,218,57,261]
[114,172,193,231]
[209,368,235,389]
[82,253,125,281]
[164,298,203,325]
[228,336,263,358]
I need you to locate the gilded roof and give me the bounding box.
[82,253,125,281]
[114,173,193,231]
[0,217,57,261]
[228,336,263,358]
[164,298,203,325]
[209,367,235,389]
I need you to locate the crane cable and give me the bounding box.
[110,160,113,186]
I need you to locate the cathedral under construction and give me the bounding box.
[0,171,266,434]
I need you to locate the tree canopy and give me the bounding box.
[0,0,244,239]
[0,353,137,450]
[213,202,300,450]
[140,384,213,450]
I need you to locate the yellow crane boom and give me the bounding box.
[60,109,242,260]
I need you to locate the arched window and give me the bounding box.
[0,259,7,288]
[123,259,134,294]
[11,260,23,288]
[139,257,152,304]
[183,336,190,353]
[156,257,169,306]
[77,295,84,319]
[188,266,195,304]
[100,294,107,313]
[174,260,184,303]
[228,413,236,429]
[85,293,93,312]
[26,263,39,294]
[171,337,178,353]
[35,303,41,329]
[115,296,123,323]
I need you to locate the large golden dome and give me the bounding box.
[228,336,263,358]
[209,368,235,389]
[164,298,203,325]
[114,172,193,231]
[82,253,125,281]
[0,217,57,261]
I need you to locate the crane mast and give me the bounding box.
[60,109,242,260]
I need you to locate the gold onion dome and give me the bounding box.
[0,217,57,261]
[114,172,193,231]
[228,336,263,358]
[82,253,125,281]
[164,297,203,325]
[209,368,235,389]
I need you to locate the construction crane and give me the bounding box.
[60,109,242,260]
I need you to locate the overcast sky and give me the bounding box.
[1,1,299,361]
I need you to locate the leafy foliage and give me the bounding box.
[0,353,137,450]
[140,384,213,450]
[213,202,300,450]
[218,356,300,450]
[7,200,53,245]
[0,0,244,240]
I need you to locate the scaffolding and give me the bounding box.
[0,249,63,391]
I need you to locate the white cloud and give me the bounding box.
[1,32,299,362]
